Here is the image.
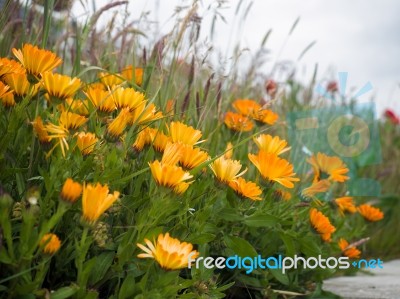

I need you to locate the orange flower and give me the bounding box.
[168,121,203,145]
[248,151,299,188]
[301,179,331,199]
[209,156,247,184]
[112,86,145,111]
[0,81,12,99]
[253,134,290,155]
[224,111,253,132]
[252,109,279,125]
[232,99,261,116]
[63,98,89,116]
[307,153,349,183]
[76,132,97,155]
[338,238,361,259]
[42,72,82,100]
[358,204,384,222]
[12,44,62,76]
[3,72,35,96]
[309,208,336,242]
[84,87,116,113]
[335,197,357,214]
[121,66,143,86]
[0,93,15,107]
[137,233,199,270]
[106,108,131,140]
[228,177,262,200]
[44,123,70,157]
[149,128,171,152]
[59,111,87,131]
[81,183,120,223]
[165,99,175,114]
[60,178,82,203]
[40,233,61,254]
[129,102,163,126]
[224,142,233,159]
[98,71,124,87]
[0,57,25,77]
[32,116,51,143]
[161,143,182,166]
[179,144,209,170]
[132,128,153,152]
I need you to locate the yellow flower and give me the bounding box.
[40,233,61,254]
[301,179,331,199]
[3,72,34,96]
[121,66,143,86]
[179,144,209,170]
[165,99,175,114]
[307,153,349,183]
[63,98,89,116]
[335,197,357,214]
[228,177,262,200]
[161,143,182,165]
[32,116,51,143]
[129,102,163,126]
[309,208,336,242]
[0,93,15,107]
[44,123,70,157]
[98,71,124,87]
[59,111,87,130]
[60,178,82,203]
[42,72,82,100]
[132,128,152,152]
[137,233,199,270]
[253,134,290,155]
[0,81,12,99]
[224,111,253,132]
[149,160,193,194]
[338,238,361,259]
[248,151,299,188]
[76,132,97,155]
[252,109,279,125]
[224,142,233,159]
[209,156,247,184]
[232,99,261,116]
[112,86,145,111]
[106,107,131,140]
[0,57,26,77]
[168,121,203,145]
[149,128,171,152]
[358,204,384,222]
[84,87,116,113]
[12,44,62,76]
[82,183,120,223]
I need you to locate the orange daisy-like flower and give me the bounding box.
[137,233,199,270]
[252,109,279,125]
[84,87,116,113]
[121,65,143,86]
[3,72,35,96]
[44,123,70,157]
[0,81,12,99]
[98,71,124,87]
[112,86,145,111]
[42,72,82,100]
[106,107,131,140]
[209,156,247,184]
[232,99,261,116]
[32,116,51,143]
[253,134,290,155]
[0,57,26,77]
[338,238,361,259]
[59,111,87,131]
[358,204,384,222]
[0,93,16,107]
[76,132,97,155]
[63,98,89,116]
[224,111,254,132]
[309,208,336,242]
[248,151,299,188]
[179,144,209,170]
[149,128,171,152]
[12,44,62,76]
[129,102,163,126]
[60,178,82,203]
[165,99,175,115]
[224,142,233,159]
[228,177,262,201]
[81,183,120,223]
[168,121,203,145]
[161,143,182,166]
[40,233,61,254]
[132,127,153,152]
[301,179,331,199]
[148,160,193,194]
[307,152,349,183]
[335,197,357,214]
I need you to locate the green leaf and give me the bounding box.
[50,285,79,299]
[243,213,278,227]
[88,251,115,285]
[279,232,296,257]
[224,235,257,258]
[218,208,242,221]
[299,236,321,257]
[118,273,136,299]
[186,233,216,244]
[269,268,290,286]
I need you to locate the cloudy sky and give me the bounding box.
[73,0,400,115]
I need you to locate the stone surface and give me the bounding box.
[323,260,400,299]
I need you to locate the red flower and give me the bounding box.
[384,109,400,125]
[326,81,338,93]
